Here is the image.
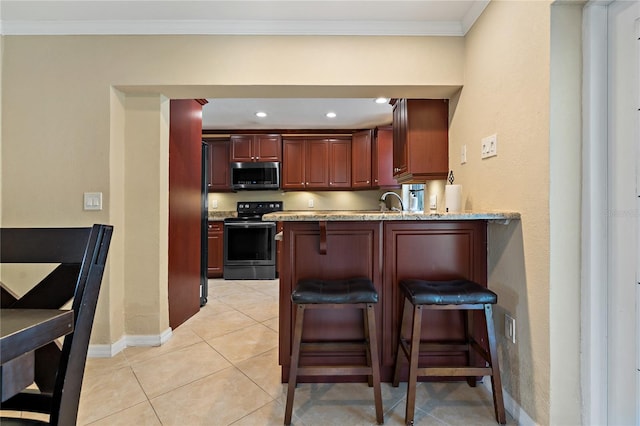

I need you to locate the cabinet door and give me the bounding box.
[306,139,330,188]
[208,140,231,191]
[207,222,224,278]
[230,135,254,162]
[374,126,399,188]
[328,138,351,189]
[405,99,449,180]
[282,139,306,189]
[351,130,372,188]
[255,134,282,162]
[392,99,449,183]
[392,99,408,178]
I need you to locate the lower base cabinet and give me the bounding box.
[207,221,223,278]
[278,220,488,382]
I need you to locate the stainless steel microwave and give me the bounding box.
[230,162,280,190]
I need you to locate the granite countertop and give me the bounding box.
[208,211,237,221]
[262,210,520,222]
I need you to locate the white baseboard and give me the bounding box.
[87,328,172,358]
[480,379,538,426]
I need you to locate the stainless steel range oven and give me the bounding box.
[223,201,283,280]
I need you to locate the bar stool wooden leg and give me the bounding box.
[405,304,423,426]
[365,303,384,424]
[392,295,410,387]
[484,304,506,424]
[364,306,373,388]
[284,304,305,425]
[465,310,477,388]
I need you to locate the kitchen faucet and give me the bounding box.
[380,191,404,211]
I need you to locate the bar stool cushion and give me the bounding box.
[400,279,497,305]
[292,278,378,305]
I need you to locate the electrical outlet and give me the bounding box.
[308,198,314,208]
[504,314,516,344]
[481,134,498,159]
[429,194,437,210]
[461,144,467,164]
[212,199,218,209]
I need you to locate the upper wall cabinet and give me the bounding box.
[351,129,373,189]
[206,139,232,192]
[282,137,351,190]
[373,126,399,188]
[230,134,282,162]
[391,99,449,183]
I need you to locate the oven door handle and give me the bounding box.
[225,222,276,228]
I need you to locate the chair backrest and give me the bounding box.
[0,224,113,425]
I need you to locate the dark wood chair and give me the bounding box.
[392,279,506,425]
[284,278,383,425]
[0,224,113,425]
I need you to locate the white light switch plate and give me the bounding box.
[83,192,102,211]
[481,134,498,159]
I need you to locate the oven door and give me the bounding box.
[223,221,276,267]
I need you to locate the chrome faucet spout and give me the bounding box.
[380,191,404,211]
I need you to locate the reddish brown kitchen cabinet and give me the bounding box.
[278,221,382,382]
[382,221,488,371]
[207,221,224,278]
[230,134,281,162]
[278,219,489,382]
[391,99,449,183]
[373,126,399,188]
[281,137,351,190]
[305,139,330,188]
[281,139,307,189]
[206,139,231,192]
[327,138,351,189]
[351,130,373,189]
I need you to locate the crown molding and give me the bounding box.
[461,0,490,34]
[1,19,468,36]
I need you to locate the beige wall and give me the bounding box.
[449,1,553,423]
[0,2,582,422]
[0,34,464,339]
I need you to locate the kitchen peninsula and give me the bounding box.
[263,210,520,382]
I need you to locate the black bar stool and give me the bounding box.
[284,277,383,425]
[392,279,506,425]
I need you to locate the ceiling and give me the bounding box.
[203,98,395,130]
[1,0,488,130]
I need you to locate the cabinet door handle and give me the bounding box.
[366,180,370,184]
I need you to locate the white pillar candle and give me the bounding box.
[445,184,462,213]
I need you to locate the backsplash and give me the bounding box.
[209,190,384,211]
[208,181,446,212]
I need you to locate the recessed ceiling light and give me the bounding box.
[374,97,389,104]
[255,111,267,118]
[326,112,337,118]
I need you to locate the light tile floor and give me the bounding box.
[5,279,514,425]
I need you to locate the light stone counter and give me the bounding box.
[207,211,236,221]
[263,210,520,223]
